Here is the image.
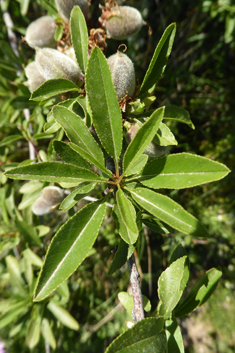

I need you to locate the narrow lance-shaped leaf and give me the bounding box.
[34,202,106,301]
[164,105,194,129]
[30,79,81,101]
[47,301,79,330]
[129,187,207,237]
[53,105,112,177]
[105,317,166,353]
[140,153,230,189]
[139,23,176,96]
[123,107,164,174]
[70,6,88,74]
[53,140,91,170]
[166,318,185,353]
[116,189,138,244]
[174,267,222,317]
[5,162,105,184]
[86,46,122,166]
[158,256,189,319]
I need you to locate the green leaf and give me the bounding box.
[140,153,230,189]
[125,154,148,177]
[59,183,97,211]
[0,302,28,329]
[164,105,194,129]
[44,116,61,134]
[116,189,138,244]
[26,315,41,349]
[5,162,104,184]
[34,202,106,301]
[86,46,122,165]
[47,301,79,330]
[139,23,176,96]
[70,6,88,73]
[158,256,189,319]
[37,0,58,16]
[30,79,81,101]
[174,268,222,317]
[0,135,23,147]
[54,21,64,41]
[53,140,91,170]
[123,107,164,173]
[108,238,135,275]
[129,187,207,237]
[5,255,27,294]
[41,318,56,350]
[15,219,42,246]
[155,122,177,146]
[53,105,111,177]
[105,317,166,353]
[166,318,184,353]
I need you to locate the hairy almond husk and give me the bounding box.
[25,16,57,49]
[55,0,89,20]
[32,186,64,215]
[107,52,135,100]
[35,48,82,85]
[126,123,170,158]
[24,61,46,92]
[64,47,77,62]
[105,6,145,40]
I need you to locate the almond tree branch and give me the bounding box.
[127,254,145,322]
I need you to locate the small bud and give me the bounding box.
[126,123,169,158]
[32,186,64,216]
[24,61,46,92]
[102,6,145,40]
[107,52,135,100]
[55,0,89,21]
[35,48,82,85]
[25,16,57,49]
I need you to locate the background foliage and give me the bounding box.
[0,0,235,352]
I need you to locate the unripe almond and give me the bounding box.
[32,186,64,215]
[126,123,169,158]
[35,48,82,85]
[24,61,45,92]
[64,47,77,62]
[55,0,89,21]
[107,52,135,100]
[104,6,145,40]
[25,16,57,49]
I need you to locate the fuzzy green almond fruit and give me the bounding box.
[35,48,82,85]
[24,61,45,92]
[103,6,145,40]
[107,52,136,100]
[25,16,57,49]
[64,47,77,62]
[126,123,169,158]
[55,0,89,21]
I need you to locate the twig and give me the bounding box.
[127,254,144,322]
[144,227,152,297]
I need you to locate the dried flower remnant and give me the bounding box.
[88,28,107,52]
[55,0,89,21]
[100,4,145,40]
[35,48,82,85]
[25,16,57,49]
[107,51,136,100]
